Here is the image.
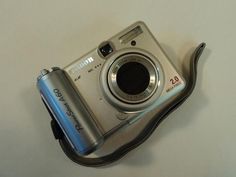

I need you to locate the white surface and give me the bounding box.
[0,0,235,177]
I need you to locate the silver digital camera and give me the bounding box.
[37,21,186,155]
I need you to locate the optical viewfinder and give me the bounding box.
[99,43,113,57]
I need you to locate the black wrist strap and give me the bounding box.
[49,43,206,167]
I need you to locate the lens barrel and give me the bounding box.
[108,53,158,104]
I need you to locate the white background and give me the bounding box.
[0,0,235,177]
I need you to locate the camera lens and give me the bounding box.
[107,53,158,104]
[116,62,150,95]
[99,43,113,57]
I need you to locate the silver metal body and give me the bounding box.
[63,21,186,137]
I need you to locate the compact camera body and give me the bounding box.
[37,21,185,155]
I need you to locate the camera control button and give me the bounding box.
[40,69,49,76]
[51,67,60,71]
[116,112,128,120]
[37,69,49,80]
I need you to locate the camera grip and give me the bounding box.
[37,68,104,155]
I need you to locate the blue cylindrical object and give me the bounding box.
[37,68,104,155]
